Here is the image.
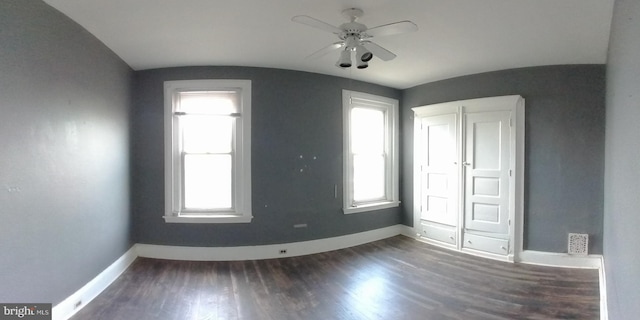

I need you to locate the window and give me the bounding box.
[164,80,251,223]
[343,90,399,214]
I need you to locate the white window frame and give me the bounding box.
[164,80,252,223]
[343,90,400,214]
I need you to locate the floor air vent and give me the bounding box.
[568,233,589,255]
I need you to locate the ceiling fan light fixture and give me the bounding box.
[337,49,352,68]
[293,8,416,69]
[356,45,373,62]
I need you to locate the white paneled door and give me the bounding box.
[463,111,511,235]
[420,113,458,227]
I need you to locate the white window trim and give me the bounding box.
[343,90,400,214]
[164,79,252,223]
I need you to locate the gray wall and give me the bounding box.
[401,65,606,254]
[604,0,640,317]
[132,67,401,246]
[0,0,133,305]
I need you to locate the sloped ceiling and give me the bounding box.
[43,0,614,89]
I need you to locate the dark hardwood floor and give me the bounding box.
[70,236,599,320]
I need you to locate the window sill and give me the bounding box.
[163,215,253,224]
[343,201,400,215]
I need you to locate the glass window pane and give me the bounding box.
[183,154,232,210]
[178,91,237,114]
[181,116,233,153]
[351,107,384,154]
[353,154,385,202]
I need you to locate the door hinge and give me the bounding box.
[509,118,513,127]
[509,169,512,177]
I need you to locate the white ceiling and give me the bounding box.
[43,0,614,89]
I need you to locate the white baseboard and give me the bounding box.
[51,226,403,320]
[50,226,609,320]
[52,247,137,320]
[599,256,608,320]
[517,251,608,319]
[398,224,416,238]
[135,225,404,261]
[518,250,603,269]
[403,230,608,319]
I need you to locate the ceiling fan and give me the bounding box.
[292,8,418,69]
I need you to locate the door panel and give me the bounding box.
[464,111,511,235]
[419,114,458,227]
[463,233,510,255]
[472,121,501,170]
[421,222,457,245]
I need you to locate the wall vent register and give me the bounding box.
[568,233,589,255]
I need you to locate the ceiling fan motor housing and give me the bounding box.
[339,22,367,41]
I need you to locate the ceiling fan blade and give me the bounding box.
[362,41,396,61]
[364,21,418,38]
[292,15,343,34]
[306,42,345,59]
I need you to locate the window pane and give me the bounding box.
[184,154,232,210]
[178,91,237,114]
[351,107,384,154]
[181,116,233,153]
[353,154,385,202]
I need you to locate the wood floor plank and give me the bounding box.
[70,236,599,320]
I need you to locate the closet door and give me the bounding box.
[419,114,458,227]
[463,111,511,236]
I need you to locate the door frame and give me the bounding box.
[412,95,525,262]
